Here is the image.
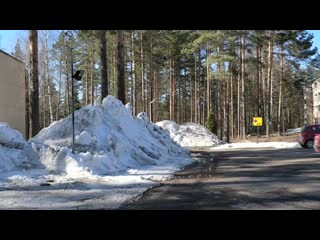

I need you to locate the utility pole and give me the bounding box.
[70,47,84,153]
[70,47,75,153]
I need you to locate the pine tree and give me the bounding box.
[12,39,23,61]
[100,30,108,102]
[206,112,216,134]
[28,30,40,137]
[117,30,126,104]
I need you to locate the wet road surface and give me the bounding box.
[123,148,320,209]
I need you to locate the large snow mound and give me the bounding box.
[31,96,191,178]
[0,123,41,172]
[156,120,223,148]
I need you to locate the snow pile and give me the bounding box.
[284,128,301,135]
[156,120,223,148]
[213,141,301,150]
[30,96,192,179]
[0,123,40,172]
[0,97,194,209]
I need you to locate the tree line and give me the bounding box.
[13,30,320,141]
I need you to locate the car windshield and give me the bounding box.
[312,126,320,132]
[301,126,308,132]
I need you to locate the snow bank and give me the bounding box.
[213,141,301,150]
[284,128,302,135]
[0,97,194,209]
[156,120,223,148]
[0,123,41,172]
[31,96,192,179]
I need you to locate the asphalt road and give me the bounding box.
[123,147,320,209]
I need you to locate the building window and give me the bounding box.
[318,105,320,111]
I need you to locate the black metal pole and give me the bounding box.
[71,47,75,154]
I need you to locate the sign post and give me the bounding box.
[253,117,263,143]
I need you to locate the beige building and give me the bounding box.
[0,50,26,138]
[311,78,320,124]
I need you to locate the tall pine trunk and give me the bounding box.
[230,63,234,139]
[241,34,246,139]
[237,38,241,139]
[56,58,62,120]
[206,43,211,118]
[278,44,284,136]
[131,31,136,115]
[169,49,175,121]
[140,31,145,112]
[266,31,274,138]
[117,30,126,104]
[28,30,40,136]
[44,33,54,124]
[100,30,108,102]
[25,70,30,139]
[194,53,198,123]
[90,49,95,106]
[190,63,194,123]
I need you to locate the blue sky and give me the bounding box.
[308,30,320,51]
[0,30,26,53]
[1,30,320,54]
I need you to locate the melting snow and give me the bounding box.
[0,96,193,209]
[156,120,223,148]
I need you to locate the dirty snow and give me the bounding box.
[156,120,223,148]
[0,96,193,209]
[213,141,301,150]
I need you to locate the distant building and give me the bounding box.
[0,50,26,138]
[312,78,320,124]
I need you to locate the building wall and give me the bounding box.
[305,85,313,125]
[312,79,320,124]
[0,50,26,138]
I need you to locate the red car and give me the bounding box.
[298,125,320,148]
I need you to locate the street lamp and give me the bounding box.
[70,47,84,154]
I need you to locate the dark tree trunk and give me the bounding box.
[29,30,40,137]
[25,69,30,139]
[117,30,126,104]
[100,30,108,102]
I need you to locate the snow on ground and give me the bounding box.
[213,141,301,150]
[0,96,193,209]
[156,120,223,148]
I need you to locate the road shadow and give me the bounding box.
[123,148,320,209]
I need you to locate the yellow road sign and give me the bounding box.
[253,117,263,126]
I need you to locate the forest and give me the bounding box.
[15,30,320,141]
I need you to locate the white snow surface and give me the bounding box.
[0,123,41,172]
[213,141,301,149]
[32,96,191,177]
[0,122,25,147]
[156,120,223,148]
[0,96,193,209]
